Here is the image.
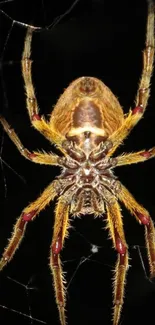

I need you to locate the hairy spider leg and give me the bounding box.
[0,116,61,165]
[108,0,155,156]
[115,147,155,166]
[114,150,155,277]
[22,28,65,146]
[0,180,59,270]
[106,201,129,325]
[50,197,71,325]
[118,184,155,277]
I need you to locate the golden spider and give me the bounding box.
[0,1,155,324]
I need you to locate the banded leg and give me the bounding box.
[108,0,155,156]
[0,116,60,165]
[50,198,70,325]
[118,184,155,277]
[106,201,129,325]
[115,147,155,166]
[22,28,65,145]
[0,180,59,270]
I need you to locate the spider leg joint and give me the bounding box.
[32,114,41,121]
[132,106,144,115]
[22,209,37,221]
[134,210,150,225]
[27,152,37,159]
[115,231,127,256]
[52,236,63,256]
[140,150,152,158]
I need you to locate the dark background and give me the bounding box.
[0,0,155,325]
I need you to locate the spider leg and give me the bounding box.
[118,184,155,277]
[50,197,71,325]
[115,147,155,166]
[0,115,61,165]
[0,179,60,270]
[108,0,155,156]
[106,201,129,325]
[22,28,65,146]
[135,0,154,110]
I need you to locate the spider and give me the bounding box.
[0,1,155,324]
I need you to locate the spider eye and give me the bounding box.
[79,77,96,95]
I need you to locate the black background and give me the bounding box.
[0,0,155,325]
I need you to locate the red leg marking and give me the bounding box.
[32,114,41,121]
[27,152,37,159]
[140,151,151,158]
[51,229,64,305]
[52,229,63,267]
[132,106,144,115]
[22,209,37,221]
[115,229,126,255]
[134,210,150,225]
[113,229,127,309]
[52,236,63,255]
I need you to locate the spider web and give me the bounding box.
[0,0,155,324]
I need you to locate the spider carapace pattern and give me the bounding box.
[0,1,155,325]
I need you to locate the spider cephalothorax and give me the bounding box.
[58,138,119,215]
[0,1,155,325]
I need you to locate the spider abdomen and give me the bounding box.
[72,99,102,128]
[50,77,124,139]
